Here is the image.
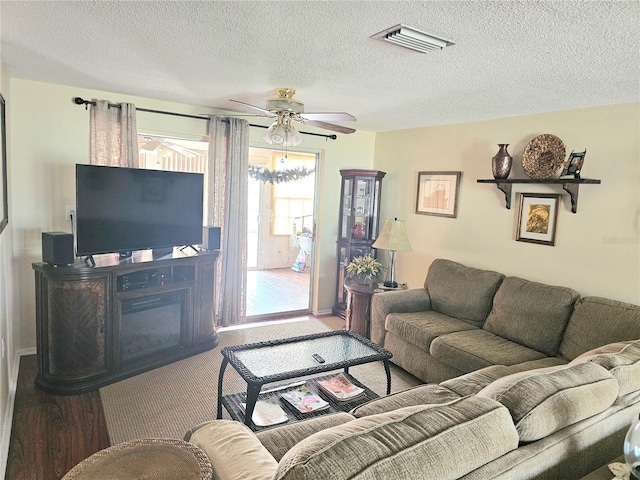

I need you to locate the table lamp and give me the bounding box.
[372,218,412,288]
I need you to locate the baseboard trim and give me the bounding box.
[1,347,36,478]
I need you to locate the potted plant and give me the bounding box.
[345,254,383,284]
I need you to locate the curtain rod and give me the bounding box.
[72,97,338,140]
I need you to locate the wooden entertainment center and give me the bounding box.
[33,249,220,395]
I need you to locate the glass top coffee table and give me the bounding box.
[216,330,392,428]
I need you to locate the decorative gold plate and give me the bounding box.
[522,134,566,179]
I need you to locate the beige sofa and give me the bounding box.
[184,259,640,479]
[185,340,640,479]
[371,258,640,384]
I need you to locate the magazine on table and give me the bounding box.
[239,398,289,427]
[317,373,365,401]
[280,385,330,414]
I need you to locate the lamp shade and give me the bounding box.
[263,120,279,144]
[372,218,412,252]
[284,123,303,146]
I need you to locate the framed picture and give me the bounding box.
[415,171,461,218]
[560,149,586,178]
[0,94,7,235]
[516,193,560,246]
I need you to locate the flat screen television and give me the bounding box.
[76,164,204,257]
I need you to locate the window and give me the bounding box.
[271,153,315,236]
[138,135,208,174]
[138,135,209,224]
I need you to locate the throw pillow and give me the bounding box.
[189,420,278,480]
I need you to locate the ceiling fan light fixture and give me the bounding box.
[266,88,305,113]
[371,24,455,53]
[271,123,287,144]
[264,117,289,145]
[263,120,278,145]
[283,120,303,147]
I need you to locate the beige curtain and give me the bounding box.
[90,100,139,167]
[207,116,249,326]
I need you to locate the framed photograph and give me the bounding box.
[560,149,586,178]
[0,94,7,235]
[516,193,560,246]
[415,171,461,218]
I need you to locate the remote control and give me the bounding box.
[312,353,325,363]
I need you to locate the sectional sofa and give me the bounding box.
[185,259,640,479]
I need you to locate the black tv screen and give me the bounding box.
[76,164,204,256]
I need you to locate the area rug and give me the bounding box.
[100,317,421,444]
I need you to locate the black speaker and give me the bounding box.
[42,232,75,266]
[202,226,221,251]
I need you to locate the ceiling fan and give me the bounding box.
[229,88,356,146]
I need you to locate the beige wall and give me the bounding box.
[373,103,640,304]
[9,79,376,351]
[0,61,14,473]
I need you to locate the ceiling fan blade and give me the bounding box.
[300,112,356,122]
[302,120,356,134]
[229,99,276,117]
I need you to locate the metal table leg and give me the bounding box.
[216,358,228,419]
[243,383,262,427]
[383,359,391,395]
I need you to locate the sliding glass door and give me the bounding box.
[245,147,317,320]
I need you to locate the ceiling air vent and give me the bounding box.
[371,24,455,53]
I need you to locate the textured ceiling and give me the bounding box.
[1,1,639,133]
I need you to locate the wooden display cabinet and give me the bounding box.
[332,169,385,317]
[33,249,220,394]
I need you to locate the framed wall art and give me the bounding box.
[0,94,7,235]
[415,171,461,218]
[560,149,586,179]
[516,193,560,246]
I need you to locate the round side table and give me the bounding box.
[62,438,213,480]
[345,281,407,338]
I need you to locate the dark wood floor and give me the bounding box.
[6,355,110,480]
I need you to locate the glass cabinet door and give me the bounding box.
[334,169,386,317]
[339,178,352,242]
[351,177,374,242]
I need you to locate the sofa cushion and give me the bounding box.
[569,340,640,395]
[477,362,619,442]
[559,296,640,361]
[189,420,278,480]
[504,356,569,372]
[442,365,517,396]
[370,288,432,346]
[483,276,580,356]
[425,259,505,328]
[441,357,570,396]
[385,310,477,350]
[350,383,461,417]
[256,412,355,462]
[430,329,548,373]
[274,396,519,480]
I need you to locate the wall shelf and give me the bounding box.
[477,178,601,213]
